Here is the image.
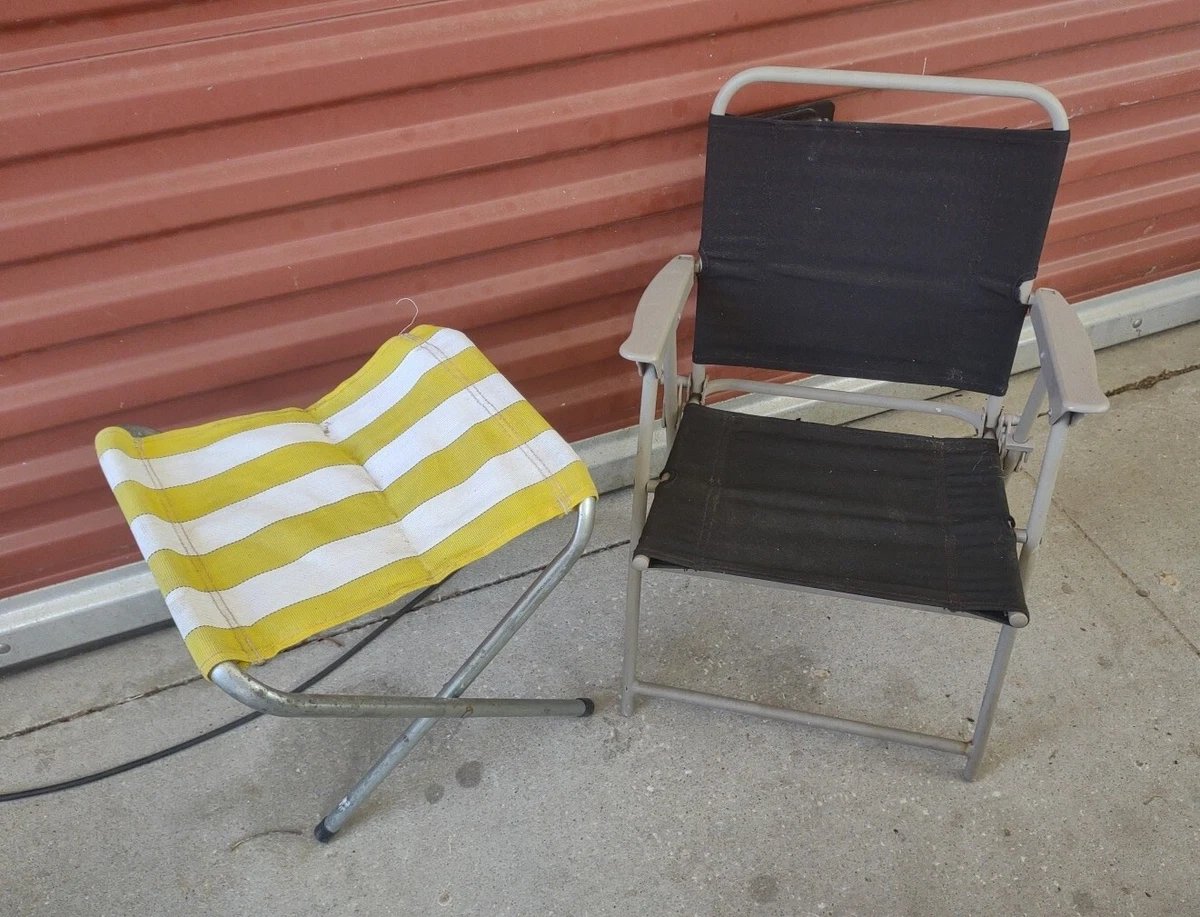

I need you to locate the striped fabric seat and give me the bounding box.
[96,326,597,676]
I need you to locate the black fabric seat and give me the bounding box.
[636,404,1027,623]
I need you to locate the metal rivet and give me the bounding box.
[0,643,11,654]
[1132,317,1143,329]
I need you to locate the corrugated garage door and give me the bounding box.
[1,0,1198,599]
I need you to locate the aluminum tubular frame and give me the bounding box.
[303,495,596,840]
[620,66,1084,780]
[118,426,597,834]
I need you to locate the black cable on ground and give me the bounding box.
[0,579,448,804]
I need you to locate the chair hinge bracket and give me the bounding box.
[997,413,1033,471]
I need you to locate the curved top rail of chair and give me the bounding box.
[711,66,1070,131]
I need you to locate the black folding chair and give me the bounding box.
[618,67,1108,779]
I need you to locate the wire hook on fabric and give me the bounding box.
[396,297,419,334]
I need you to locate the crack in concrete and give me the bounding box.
[1105,361,1200,398]
[1028,479,1200,659]
[1,536,631,743]
[1,674,204,742]
[228,827,308,851]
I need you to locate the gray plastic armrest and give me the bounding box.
[619,255,696,373]
[1030,288,1109,423]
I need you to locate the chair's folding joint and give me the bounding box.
[645,472,672,494]
[997,413,1034,472]
[1002,440,1033,473]
[687,363,707,405]
[674,374,693,415]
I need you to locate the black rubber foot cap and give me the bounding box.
[313,819,335,844]
[578,697,595,717]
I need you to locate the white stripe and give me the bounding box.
[166,429,579,637]
[128,463,379,559]
[99,423,328,490]
[98,328,473,492]
[364,372,524,487]
[128,373,523,559]
[323,328,472,443]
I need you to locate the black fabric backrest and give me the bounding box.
[694,115,1069,395]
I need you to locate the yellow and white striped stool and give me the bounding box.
[96,325,597,840]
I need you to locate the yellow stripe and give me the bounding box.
[96,408,314,462]
[102,344,495,524]
[309,324,442,420]
[145,490,394,595]
[94,324,599,676]
[185,462,597,675]
[112,442,355,523]
[143,401,558,593]
[336,346,499,464]
[94,325,443,462]
[383,400,556,517]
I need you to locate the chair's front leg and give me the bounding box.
[620,367,661,716]
[315,497,597,842]
[1016,414,1072,587]
[964,623,1018,780]
[966,414,1074,779]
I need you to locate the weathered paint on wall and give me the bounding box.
[2,0,1198,596]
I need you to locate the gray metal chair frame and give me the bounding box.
[618,67,1108,779]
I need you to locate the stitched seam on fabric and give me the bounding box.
[934,441,959,610]
[136,437,260,663]
[104,411,309,463]
[206,481,578,658]
[422,335,572,513]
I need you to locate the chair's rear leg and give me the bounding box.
[621,368,659,717]
[620,561,645,716]
[315,497,596,842]
[963,624,1018,781]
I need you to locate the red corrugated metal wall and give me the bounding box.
[2,0,1198,598]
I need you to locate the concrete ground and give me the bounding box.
[2,323,1198,917]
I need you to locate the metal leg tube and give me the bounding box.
[1013,372,1048,445]
[635,680,968,755]
[663,333,680,451]
[963,624,1018,781]
[620,563,644,716]
[1011,414,1070,594]
[620,370,660,718]
[984,394,1005,436]
[964,416,1069,778]
[1003,372,1048,473]
[211,662,591,719]
[1017,544,1038,590]
[315,497,596,841]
